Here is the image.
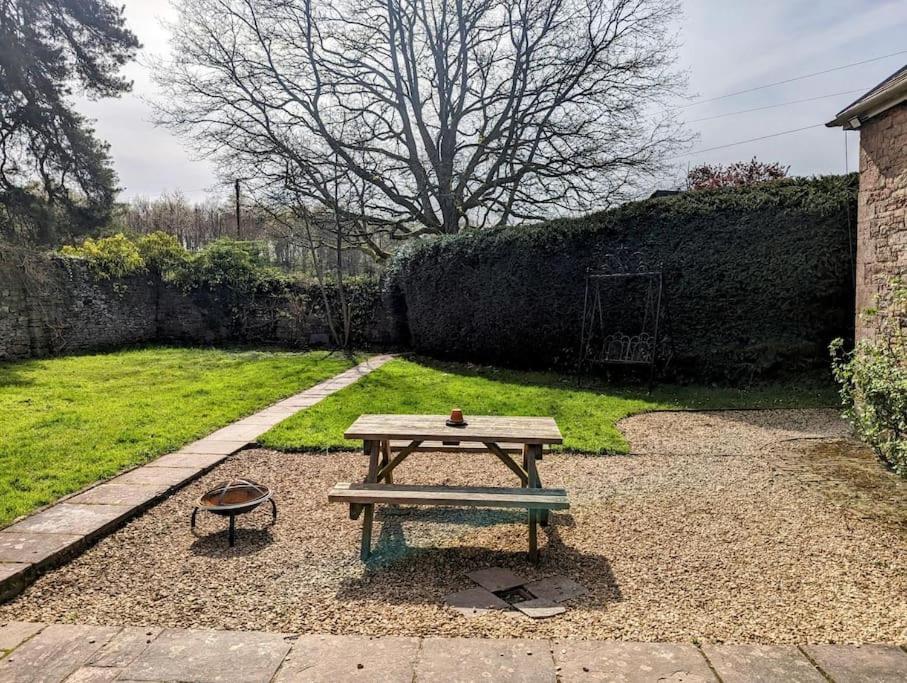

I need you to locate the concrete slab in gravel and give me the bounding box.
[67,485,164,507]
[145,452,228,469]
[275,634,419,682]
[119,628,291,683]
[513,597,566,619]
[701,644,825,683]
[553,640,716,682]
[467,567,526,592]
[111,466,200,489]
[802,644,907,683]
[87,626,162,668]
[0,533,82,565]
[416,637,555,683]
[0,624,119,683]
[0,622,44,652]
[444,587,511,616]
[524,575,588,603]
[4,504,133,537]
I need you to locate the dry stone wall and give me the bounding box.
[0,252,397,361]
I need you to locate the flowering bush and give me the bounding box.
[61,233,144,278]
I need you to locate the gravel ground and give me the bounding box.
[618,408,849,455]
[2,410,905,644]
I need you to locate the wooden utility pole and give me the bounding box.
[234,178,242,239]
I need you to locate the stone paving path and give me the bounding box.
[0,354,395,602]
[1,622,906,682]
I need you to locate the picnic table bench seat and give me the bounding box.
[329,483,569,510]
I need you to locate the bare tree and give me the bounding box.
[154,0,686,244]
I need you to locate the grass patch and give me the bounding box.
[0,347,357,526]
[261,357,839,453]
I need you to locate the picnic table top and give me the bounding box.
[344,414,563,445]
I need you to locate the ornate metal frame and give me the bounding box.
[579,248,667,387]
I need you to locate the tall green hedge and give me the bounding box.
[386,175,858,380]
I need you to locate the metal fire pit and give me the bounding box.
[190,479,276,546]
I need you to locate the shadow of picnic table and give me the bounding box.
[333,509,621,608]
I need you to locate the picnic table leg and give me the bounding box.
[359,439,380,561]
[381,440,393,484]
[525,444,550,527]
[526,443,543,561]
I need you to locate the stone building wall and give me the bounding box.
[856,100,907,341]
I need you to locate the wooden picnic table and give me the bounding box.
[329,414,568,561]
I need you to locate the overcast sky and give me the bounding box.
[80,0,907,203]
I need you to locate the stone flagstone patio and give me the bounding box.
[0,355,394,602]
[1,621,906,682]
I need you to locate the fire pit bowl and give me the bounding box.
[190,479,276,547]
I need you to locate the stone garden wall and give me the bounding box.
[0,251,397,361]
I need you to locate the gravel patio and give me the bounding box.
[3,409,905,644]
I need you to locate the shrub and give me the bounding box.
[831,279,907,476]
[182,239,283,293]
[386,174,858,381]
[61,233,145,278]
[136,231,190,280]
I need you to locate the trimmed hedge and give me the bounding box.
[386,175,858,380]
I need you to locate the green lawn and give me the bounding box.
[0,347,356,527]
[261,357,839,453]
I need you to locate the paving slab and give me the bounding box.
[119,628,291,683]
[0,533,82,565]
[173,439,248,455]
[802,644,907,683]
[4,504,133,537]
[467,567,526,592]
[271,396,322,409]
[524,575,588,603]
[232,414,289,426]
[64,667,120,682]
[274,634,419,682]
[67,485,163,507]
[0,564,29,600]
[205,424,267,442]
[701,644,824,683]
[87,626,161,668]
[416,637,555,683]
[145,452,228,469]
[111,467,199,489]
[0,622,44,652]
[553,640,717,682]
[444,587,512,617]
[0,624,119,683]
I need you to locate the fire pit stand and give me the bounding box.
[191,479,276,546]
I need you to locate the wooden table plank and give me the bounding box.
[345,415,563,444]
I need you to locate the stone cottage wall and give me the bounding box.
[856,100,907,341]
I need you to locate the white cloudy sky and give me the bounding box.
[80,0,907,203]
